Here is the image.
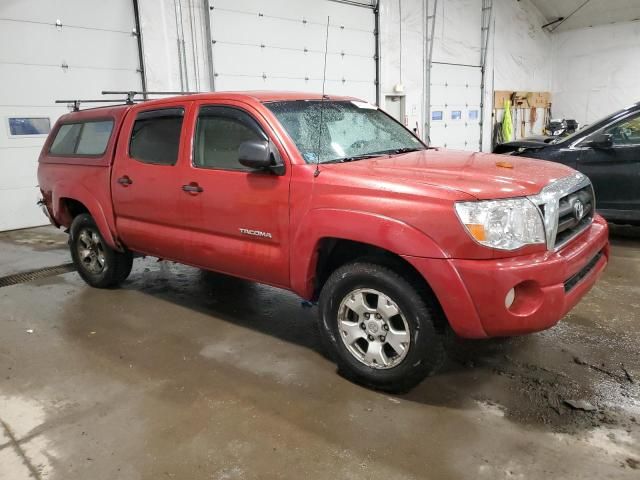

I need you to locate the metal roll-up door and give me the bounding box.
[0,0,142,231]
[208,0,377,103]
[428,63,482,151]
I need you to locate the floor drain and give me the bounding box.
[0,263,76,288]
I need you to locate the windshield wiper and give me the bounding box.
[323,148,423,164]
[324,153,385,163]
[389,147,424,154]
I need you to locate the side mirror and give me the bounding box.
[584,133,613,149]
[239,139,271,170]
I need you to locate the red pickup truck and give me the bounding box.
[38,92,609,391]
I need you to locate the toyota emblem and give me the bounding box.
[573,200,584,221]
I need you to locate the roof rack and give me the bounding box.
[55,99,135,112]
[102,90,196,104]
[55,90,198,111]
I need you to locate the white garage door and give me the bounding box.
[428,63,482,151]
[209,0,377,103]
[0,0,141,231]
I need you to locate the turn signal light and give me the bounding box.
[466,224,486,241]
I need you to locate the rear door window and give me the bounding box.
[129,108,185,166]
[49,120,114,156]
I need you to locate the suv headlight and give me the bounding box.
[454,198,545,250]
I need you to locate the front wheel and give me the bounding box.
[69,214,133,288]
[319,262,445,392]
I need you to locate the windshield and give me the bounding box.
[266,100,425,163]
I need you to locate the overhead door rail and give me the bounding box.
[479,0,493,151]
[424,0,437,143]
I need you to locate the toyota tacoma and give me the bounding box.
[38,92,609,391]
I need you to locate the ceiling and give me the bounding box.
[529,0,640,32]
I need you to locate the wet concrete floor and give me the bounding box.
[0,225,639,479]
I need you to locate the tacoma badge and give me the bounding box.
[239,228,273,239]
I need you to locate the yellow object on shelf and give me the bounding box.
[502,99,513,142]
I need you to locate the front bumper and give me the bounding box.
[404,215,609,338]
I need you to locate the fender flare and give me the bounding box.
[290,208,448,298]
[52,181,119,250]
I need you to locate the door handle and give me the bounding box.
[182,182,203,194]
[117,175,133,186]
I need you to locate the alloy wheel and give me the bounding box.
[337,288,411,369]
[76,228,106,274]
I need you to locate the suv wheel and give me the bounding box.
[319,262,445,393]
[69,214,133,288]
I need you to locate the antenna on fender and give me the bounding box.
[314,16,330,178]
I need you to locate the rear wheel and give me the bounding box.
[319,262,445,392]
[69,214,133,288]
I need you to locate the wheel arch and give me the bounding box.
[291,209,449,332]
[312,237,448,333]
[52,185,119,250]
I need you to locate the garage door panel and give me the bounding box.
[0,129,53,151]
[57,0,135,32]
[265,20,325,52]
[213,0,373,31]
[0,0,134,32]
[0,22,139,70]
[214,74,316,93]
[0,0,141,231]
[429,64,482,151]
[211,10,265,46]
[0,64,140,107]
[329,29,374,57]
[266,50,316,79]
[327,55,375,83]
[0,148,42,191]
[212,13,372,59]
[0,187,47,232]
[210,0,376,103]
[213,44,268,76]
[325,79,374,100]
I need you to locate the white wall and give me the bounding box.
[490,0,552,92]
[482,0,552,146]
[379,0,425,133]
[551,20,640,127]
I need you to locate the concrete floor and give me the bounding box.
[0,225,639,480]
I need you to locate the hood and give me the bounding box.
[322,148,575,200]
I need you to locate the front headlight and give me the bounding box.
[454,198,545,250]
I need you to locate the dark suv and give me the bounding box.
[495,102,640,225]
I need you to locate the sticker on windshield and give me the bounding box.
[303,152,318,162]
[351,101,378,110]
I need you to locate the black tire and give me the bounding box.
[69,214,133,288]
[319,262,445,393]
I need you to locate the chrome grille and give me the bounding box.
[528,173,594,250]
[555,185,595,247]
